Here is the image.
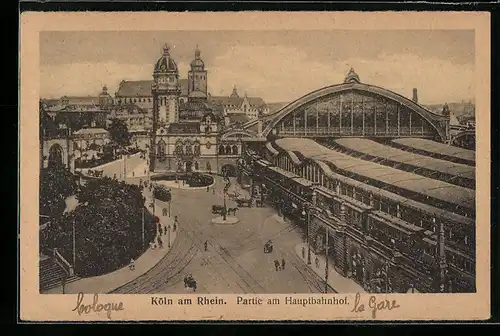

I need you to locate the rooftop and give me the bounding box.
[274,138,475,211]
[392,138,475,163]
[334,138,475,181]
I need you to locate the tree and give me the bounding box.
[107,118,131,149]
[51,177,156,277]
[39,165,78,218]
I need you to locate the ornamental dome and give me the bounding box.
[190,45,205,69]
[154,44,179,74]
[344,68,361,84]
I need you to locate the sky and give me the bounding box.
[40,30,475,104]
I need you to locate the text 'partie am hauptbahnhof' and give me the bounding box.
[151,296,349,307]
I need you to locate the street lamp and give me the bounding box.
[141,198,145,250]
[303,205,312,265]
[167,224,171,249]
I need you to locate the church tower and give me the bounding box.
[187,45,208,100]
[152,44,181,126]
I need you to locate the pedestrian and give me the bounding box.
[315,256,320,268]
[149,241,154,250]
[207,186,209,192]
[173,222,177,232]
[144,169,146,175]
[164,225,168,236]
[274,260,280,271]
[159,226,163,236]
[129,258,135,271]
[281,258,286,270]
[301,246,305,259]
[213,188,216,195]
[132,171,135,177]
[157,236,163,249]
[204,240,208,251]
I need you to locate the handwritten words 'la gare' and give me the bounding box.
[151,293,400,319]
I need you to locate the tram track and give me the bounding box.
[110,226,198,294]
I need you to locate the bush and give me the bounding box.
[45,177,156,277]
[186,173,213,187]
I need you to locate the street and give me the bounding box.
[112,175,330,294]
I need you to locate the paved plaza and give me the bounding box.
[63,154,363,294]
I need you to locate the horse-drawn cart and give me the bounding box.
[235,197,253,207]
[264,240,273,253]
[212,205,225,214]
[184,274,197,291]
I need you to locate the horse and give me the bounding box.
[227,207,239,216]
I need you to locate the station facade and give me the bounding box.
[236,69,475,293]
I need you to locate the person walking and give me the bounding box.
[207,186,209,192]
[301,246,305,259]
[281,258,286,270]
[274,260,280,271]
[315,256,320,268]
[204,241,208,251]
[129,258,135,271]
[157,236,163,249]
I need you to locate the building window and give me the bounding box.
[232,145,238,155]
[206,161,212,172]
[219,145,225,155]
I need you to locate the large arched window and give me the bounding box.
[48,144,64,168]
[157,139,166,157]
[175,140,184,156]
[193,141,201,156]
[219,145,225,155]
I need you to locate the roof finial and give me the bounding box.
[195,44,201,59]
[163,43,170,56]
[344,67,360,84]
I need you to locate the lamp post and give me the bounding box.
[324,228,329,293]
[141,202,145,250]
[72,216,76,270]
[305,205,312,265]
[167,225,171,249]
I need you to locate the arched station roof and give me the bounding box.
[261,79,449,141]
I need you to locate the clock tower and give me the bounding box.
[152,44,181,126]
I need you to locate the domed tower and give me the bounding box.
[152,44,181,126]
[187,45,208,100]
[98,85,113,107]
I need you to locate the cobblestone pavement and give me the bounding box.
[115,176,331,294]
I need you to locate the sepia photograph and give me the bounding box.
[20,11,490,321]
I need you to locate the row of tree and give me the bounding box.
[43,177,157,277]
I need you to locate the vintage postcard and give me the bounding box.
[20,11,490,321]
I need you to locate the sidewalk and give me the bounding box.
[43,187,178,294]
[295,243,365,293]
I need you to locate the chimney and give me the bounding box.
[412,88,418,103]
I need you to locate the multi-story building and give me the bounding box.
[149,44,258,175]
[41,86,113,131]
[209,86,269,120]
